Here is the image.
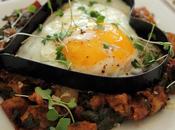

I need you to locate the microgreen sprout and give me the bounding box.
[27,4,37,13]
[89,0,98,7]
[56,9,64,17]
[48,0,53,14]
[35,87,77,130]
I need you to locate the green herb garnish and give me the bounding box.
[90,10,101,18]
[56,9,64,17]
[89,10,105,23]
[96,15,105,23]
[27,5,37,13]
[47,109,60,121]
[41,35,52,45]
[134,41,144,51]
[89,0,98,7]
[143,52,156,66]
[56,45,65,60]
[160,42,174,57]
[37,24,43,32]
[35,87,77,130]
[78,6,87,13]
[48,0,53,13]
[57,30,72,41]
[35,87,51,99]
[56,118,71,130]
[56,45,71,68]
[131,59,141,68]
[15,9,21,16]
[103,43,110,49]
[41,30,72,45]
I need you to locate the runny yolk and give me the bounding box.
[63,25,136,68]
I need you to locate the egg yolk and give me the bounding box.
[63,25,136,68]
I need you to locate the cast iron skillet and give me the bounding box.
[0,0,169,93]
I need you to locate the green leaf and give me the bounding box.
[89,10,105,23]
[54,30,72,41]
[15,9,21,16]
[159,42,174,57]
[66,98,77,109]
[134,41,144,51]
[56,118,71,130]
[35,87,52,100]
[90,10,101,18]
[42,35,52,45]
[89,0,98,7]
[160,42,171,50]
[96,15,105,23]
[56,9,64,17]
[131,59,141,68]
[27,5,37,13]
[103,43,110,49]
[47,109,60,121]
[78,6,87,13]
[58,31,69,41]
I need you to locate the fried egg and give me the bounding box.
[17,0,139,76]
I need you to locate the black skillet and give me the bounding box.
[0,0,169,93]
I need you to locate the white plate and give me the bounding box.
[135,0,175,33]
[0,1,175,130]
